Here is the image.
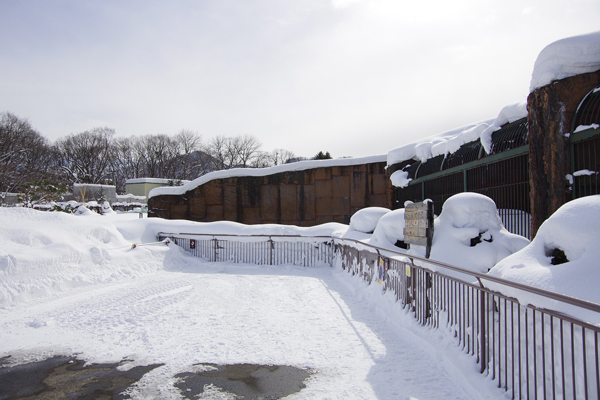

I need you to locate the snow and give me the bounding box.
[390,170,411,188]
[530,31,600,93]
[573,169,598,176]
[370,208,407,249]
[0,207,503,399]
[488,195,600,322]
[126,178,191,185]
[574,123,600,133]
[386,101,527,166]
[149,155,387,199]
[428,193,529,280]
[348,207,390,233]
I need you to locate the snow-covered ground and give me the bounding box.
[0,208,506,399]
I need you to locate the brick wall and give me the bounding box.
[148,160,390,225]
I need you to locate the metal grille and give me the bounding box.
[443,140,482,170]
[571,130,600,198]
[573,87,600,127]
[467,154,531,239]
[395,153,531,239]
[416,154,445,178]
[490,118,529,155]
[422,171,464,215]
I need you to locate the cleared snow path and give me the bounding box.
[1,260,497,399]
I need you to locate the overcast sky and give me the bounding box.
[1,0,599,159]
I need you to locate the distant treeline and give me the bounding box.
[0,111,320,203]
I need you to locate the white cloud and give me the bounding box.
[1,0,600,158]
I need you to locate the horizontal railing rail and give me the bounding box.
[159,231,600,399]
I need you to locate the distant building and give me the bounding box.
[125,178,189,199]
[73,183,117,203]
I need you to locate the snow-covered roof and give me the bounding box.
[73,183,116,189]
[387,101,528,166]
[116,194,147,200]
[148,155,387,199]
[126,178,189,185]
[530,31,600,93]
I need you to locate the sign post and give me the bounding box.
[403,201,434,258]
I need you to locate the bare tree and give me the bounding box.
[268,148,296,166]
[205,134,264,170]
[54,127,116,184]
[174,129,203,180]
[235,135,262,168]
[0,112,54,200]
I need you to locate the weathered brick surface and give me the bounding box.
[261,185,280,222]
[207,204,223,221]
[332,175,350,198]
[280,185,298,221]
[528,69,600,236]
[315,179,333,198]
[148,160,390,226]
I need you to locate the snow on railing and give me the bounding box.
[158,232,600,399]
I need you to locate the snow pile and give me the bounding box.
[0,208,168,308]
[390,170,411,188]
[370,208,407,249]
[348,207,390,233]
[386,102,527,166]
[0,208,348,308]
[488,195,600,320]
[429,193,529,280]
[101,201,116,215]
[530,31,600,93]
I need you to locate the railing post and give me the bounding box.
[479,287,487,374]
[269,236,274,265]
[213,237,218,262]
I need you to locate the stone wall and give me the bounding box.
[148,161,390,226]
[527,69,600,236]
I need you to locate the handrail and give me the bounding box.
[157,231,600,316]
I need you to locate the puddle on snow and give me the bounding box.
[175,363,313,400]
[0,356,162,400]
[0,356,313,400]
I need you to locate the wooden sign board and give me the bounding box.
[404,201,434,257]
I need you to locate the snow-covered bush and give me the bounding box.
[349,207,391,233]
[371,208,407,249]
[428,193,529,279]
[488,195,600,308]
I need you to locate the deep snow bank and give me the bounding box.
[0,209,168,308]
[488,195,600,321]
[0,208,348,308]
[427,193,529,279]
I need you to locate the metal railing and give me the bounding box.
[159,232,600,399]
[157,233,335,267]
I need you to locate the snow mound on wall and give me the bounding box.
[370,208,407,248]
[390,170,411,188]
[488,195,600,316]
[387,102,527,166]
[149,155,386,199]
[429,193,529,279]
[530,31,600,93]
[349,207,391,233]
